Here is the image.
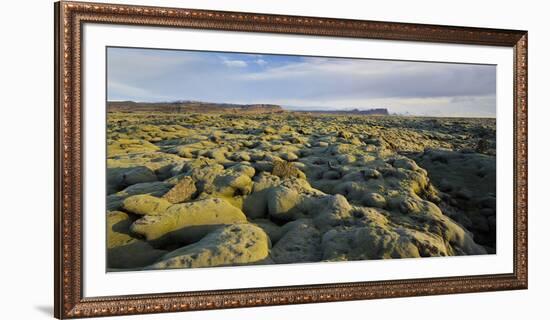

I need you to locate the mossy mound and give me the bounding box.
[107,138,159,156]
[130,198,248,246]
[122,194,172,216]
[147,224,269,269]
[106,211,167,269]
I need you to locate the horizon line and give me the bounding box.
[107,100,496,119]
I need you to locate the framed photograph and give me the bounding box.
[54,1,528,318]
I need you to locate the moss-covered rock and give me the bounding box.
[251,219,285,244]
[415,149,496,249]
[271,219,322,264]
[107,181,172,211]
[321,225,422,260]
[107,166,158,194]
[267,186,303,220]
[106,211,167,269]
[147,224,269,269]
[107,138,159,156]
[130,198,247,246]
[213,173,253,197]
[310,194,352,228]
[122,194,172,216]
[362,192,387,208]
[107,211,137,249]
[162,176,196,204]
[108,240,167,269]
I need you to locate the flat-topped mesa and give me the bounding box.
[349,108,389,115]
[107,101,284,114]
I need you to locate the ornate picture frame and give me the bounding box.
[54,1,527,318]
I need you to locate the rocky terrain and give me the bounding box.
[106,110,496,271]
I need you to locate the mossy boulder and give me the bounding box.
[108,241,167,269]
[130,198,248,246]
[308,194,352,229]
[107,181,172,211]
[107,166,158,194]
[107,138,159,156]
[321,226,421,261]
[267,186,303,220]
[271,219,322,264]
[107,211,137,249]
[251,219,285,244]
[241,172,281,219]
[213,173,253,197]
[362,192,387,208]
[117,181,171,196]
[263,127,276,134]
[242,192,269,219]
[147,224,269,269]
[280,152,298,161]
[106,211,167,269]
[183,163,225,194]
[122,195,172,216]
[122,166,158,186]
[162,176,196,204]
[415,148,496,248]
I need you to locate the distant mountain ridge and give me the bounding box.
[108,101,389,116]
[107,101,284,114]
[294,108,389,116]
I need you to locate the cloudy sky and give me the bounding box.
[107,47,496,117]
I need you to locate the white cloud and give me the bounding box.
[254,59,267,66]
[235,58,495,102]
[222,59,248,68]
[238,59,406,81]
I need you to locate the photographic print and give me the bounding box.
[55,2,527,317]
[106,47,497,271]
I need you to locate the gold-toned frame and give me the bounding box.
[54,1,528,318]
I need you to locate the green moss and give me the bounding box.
[107,138,159,156]
[122,194,172,216]
[147,224,269,269]
[130,198,248,244]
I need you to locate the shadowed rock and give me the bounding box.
[107,211,166,268]
[107,166,158,194]
[416,149,496,249]
[271,219,322,264]
[108,241,167,269]
[267,186,303,220]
